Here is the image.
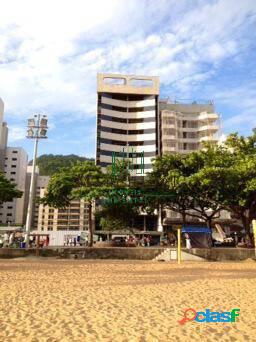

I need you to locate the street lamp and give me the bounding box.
[25,114,48,246]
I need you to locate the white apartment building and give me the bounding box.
[0,147,28,225]
[159,100,220,154]
[34,176,90,232]
[96,73,159,175]
[158,100,228,223]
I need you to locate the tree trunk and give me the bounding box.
[206,218,213,247]
[241,212,250,234]
[88,202,93,247]
[181,212,186,226]
[206,218,212,230]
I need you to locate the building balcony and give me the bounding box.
[101,107,156,119]
[162,147,177,153]
[100,143,154,153]
[179,127,199,132]
[161,123,176,129]
[198,112,219,120]
[178,138,199,143]
[101,96,155,108]
[197,124,219,132]
[101,131,156,142]
[199,136,218,142]
[101,119,155,131]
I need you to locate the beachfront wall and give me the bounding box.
[0,247,255,261]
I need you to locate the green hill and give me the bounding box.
[29,154,94,176]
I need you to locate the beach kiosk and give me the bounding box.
[182,225,212,248]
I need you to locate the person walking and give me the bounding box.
[3,232,9,247]
[185,233,192,249]
[146,236,151,247]
[234,232,238,247]
[9,232,14,247]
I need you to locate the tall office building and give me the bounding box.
[96,73,159,175]
[0,147,28,225]
[0,98,8,171]
[159,100,219,154]
[95,73,222,229]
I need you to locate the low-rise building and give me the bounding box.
[34,176,90,232]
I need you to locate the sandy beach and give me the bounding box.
[0,259,255,342]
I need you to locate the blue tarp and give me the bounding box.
[182,226,211,234]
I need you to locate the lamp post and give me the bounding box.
[25,114,48,246]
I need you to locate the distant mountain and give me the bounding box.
[29,154,94,176]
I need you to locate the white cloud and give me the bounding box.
[0,0,255,130]
[215,81,256,133]
[8,126,25,142]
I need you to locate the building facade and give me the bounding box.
[159,100,220,154]
[0,147,28,225]
[0,98,8,171]
[96,73,159,175]
[34,176,89,232]
[158,100,225,223]
[95,73,222,230]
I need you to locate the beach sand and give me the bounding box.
[0,259,255,342]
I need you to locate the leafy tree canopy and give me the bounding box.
[147,130,256,232]
[41,161,107,246]
[0,173,23,204]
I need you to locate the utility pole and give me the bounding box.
[25,114,48,246]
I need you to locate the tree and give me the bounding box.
[146,146,235,229]
[175,166,226,229]
[223,130,256,235]
[148,132,256,234]
[217,156,256,235]
[98,202,139,231]
[41,161,107,246]
[145,154,193,225]
[0,173,23,204]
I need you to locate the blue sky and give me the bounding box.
[0,0,256,159]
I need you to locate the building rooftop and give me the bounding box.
[97,73,159,95]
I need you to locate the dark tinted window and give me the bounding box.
[128,106,155,112]
[101,126,155,135]
[100,138,156,146]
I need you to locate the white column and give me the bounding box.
[25,117,39,246]
[157,204,163,232]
